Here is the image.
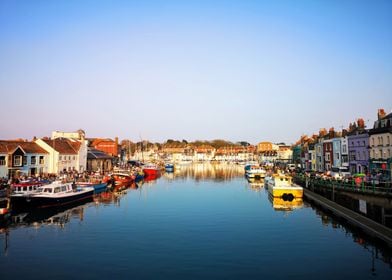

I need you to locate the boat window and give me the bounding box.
[61,186,67,192]
[54,187,61,193]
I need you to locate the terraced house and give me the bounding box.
[369,109,392,181]
[0,140,48,178]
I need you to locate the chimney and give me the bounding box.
[342,129,348,137]
[378,108,386,120]
[319,128,327,137]
[115,137,119,156]
[357,118,365,129]
[329,127,335,138]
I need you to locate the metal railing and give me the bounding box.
[294,175,392,195]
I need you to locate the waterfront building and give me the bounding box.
[304,142,316,171]
[193,145,215,161]
[315,141,324,172]
[368,109,392,181]
[35,138,86,174]
[257,141,278,153]
[347,119,369,174]
[86,148,113,173]
[0,140,48,178]
[276,144,293,163]
[332,138,342,169]
[259,150,278,164]
[323,139,333,171]
[89,137,119,157]
[162,142,187,162]
[341,133,349,170]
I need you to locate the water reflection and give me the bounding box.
[311,204,392,269]
[0,163,391,278]
[268,195,304,211]
[172,162,245,181]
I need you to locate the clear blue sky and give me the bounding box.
[0,0,391,144]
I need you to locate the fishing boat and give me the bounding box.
[76,182,108,194]
[103,173,134,187]
[11,181,94,210]
[267,173,303,200]
[142,164,161,177]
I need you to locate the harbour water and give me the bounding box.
[1,163,391,279]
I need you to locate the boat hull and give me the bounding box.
[268,186,303,199]
[11,189,94,211]
[143,168,160,177]
[77,182,108,194]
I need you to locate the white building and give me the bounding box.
[35,137,87,174]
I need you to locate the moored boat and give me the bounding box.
[11,181,94,210]
[267,173,303,200]
[165,163,174,172]
[142,164,161,177]
[103,173,134,187]
[76,182,108,194]
[11,180,44,196]
[246,165,266,179]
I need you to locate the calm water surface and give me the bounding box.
[1,163,391,279]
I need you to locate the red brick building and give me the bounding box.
[89,137,119,157]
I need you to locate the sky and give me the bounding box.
[0,0,391,144]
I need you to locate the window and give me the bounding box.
[0,156,5,166]
[14,155,22,166]
[23,156,27,165]
[372,138,374,147]
[388,136,390,146]
[381,137,384,146]
[39,156,44,164]
[31,156,36,165]
[342,145,347,153]
[379,149,383,159]
[362,141,365,147]
[73,156,76,160]
[59,155,62,160]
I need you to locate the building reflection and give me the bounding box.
[170,162,244,181]
[310,204,392,269]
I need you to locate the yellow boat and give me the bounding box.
[266,173,303,199]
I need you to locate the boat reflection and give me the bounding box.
[268,195,304,211]
[10,198,91,229]
[246,178,265,192]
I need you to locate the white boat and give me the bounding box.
[246,165,266,179]
[11,181,94,210]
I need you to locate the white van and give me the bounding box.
[330,167,351,179]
